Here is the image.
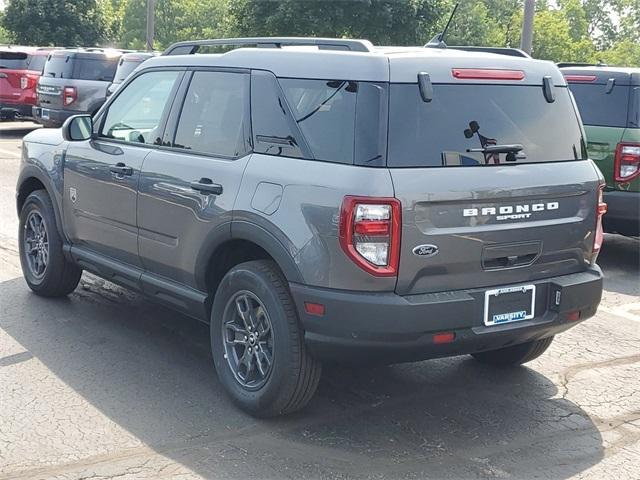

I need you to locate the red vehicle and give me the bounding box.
[0,47,51,120]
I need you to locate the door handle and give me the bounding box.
[109,162,133,176]
[190,178,223,195]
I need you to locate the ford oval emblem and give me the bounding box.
[412,244,439,257]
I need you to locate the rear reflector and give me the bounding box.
[566,311,581,322]
[433,332,456,344]
[304,302,325,316]
[452,68,525,81]
[563,74,597,83]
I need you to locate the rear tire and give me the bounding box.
[471,336,554,366]
[18,190,82,297]
[211,260,322,417]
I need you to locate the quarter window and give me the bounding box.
[100,70,180,145]
[173,71,250,157]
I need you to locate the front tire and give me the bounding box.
[18,190,82,297]
[211,260,321,417]
[471,336,554,366]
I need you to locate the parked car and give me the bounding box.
[106,52,155,97]
[561,65,639,236]
[32,49,121,127]
[0,46,51,120]
[17,37,605,417]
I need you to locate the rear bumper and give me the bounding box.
[290,267,603,364]
[32,106,74,127]
[0,103,33,120]
[603,190,640,236]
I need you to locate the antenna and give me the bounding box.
[425,2,459,48]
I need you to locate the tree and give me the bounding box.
[227,0,448,46]
[2,0,108,46]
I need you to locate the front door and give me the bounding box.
[63,69,183,267]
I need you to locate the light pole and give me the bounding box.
[520,0,535,55]
[146,0,155,52]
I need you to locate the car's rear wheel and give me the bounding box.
[471,336,554,366]
[19,190,82,296]
[211,260,321,417]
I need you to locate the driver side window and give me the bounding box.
[100,70,180,145]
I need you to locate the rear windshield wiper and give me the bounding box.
[467,144,524,154]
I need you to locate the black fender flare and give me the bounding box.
[16,165,67,242]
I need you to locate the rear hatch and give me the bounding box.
[0,50,30,104]
[388,58,600,295]
[38,51,118,110]
[562,68,638,188]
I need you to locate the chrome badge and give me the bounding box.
[413,244,439,257]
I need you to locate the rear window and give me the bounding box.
[27,55,47,73]
[567,82,631,128]
[43,54,118,81]
[0,51,29,69]
[388,84,586,168]
[113,58,146,84]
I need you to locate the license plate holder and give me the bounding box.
[484,285,535,326]
[41,108,50,120]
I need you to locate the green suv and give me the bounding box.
[561,65,640,236]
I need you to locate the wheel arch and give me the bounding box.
[16,167,66,241]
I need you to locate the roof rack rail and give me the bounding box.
[163,37,374,56]
[557,62,608,68]
[444,46,531,58]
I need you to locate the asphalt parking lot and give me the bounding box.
[1,121,639,480]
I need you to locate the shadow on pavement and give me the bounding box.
[598,233,640,296]
[0,274,604,479]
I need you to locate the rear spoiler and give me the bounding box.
[445,46,531,58]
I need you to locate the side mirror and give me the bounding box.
[62,115,93,141]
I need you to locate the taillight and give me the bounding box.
[20,76,28,89]
[592,184,607,260]
[63,86,77,106]
[614,143,640,183]
[20,74,37,90]
[339,196,401,277]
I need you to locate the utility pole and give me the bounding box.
[520,0,535,55]
[145,0,155,52]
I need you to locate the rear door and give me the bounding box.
[387,79,600,296]
[137,69,251,296]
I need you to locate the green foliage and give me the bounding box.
[227,0,448,46]
[2,0,107,46]
[0,0,638,67]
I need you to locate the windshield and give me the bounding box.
[0,51,29,69]
[388,84,587,167]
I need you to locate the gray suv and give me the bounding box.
[33,49,121,127]
[17,37,605,417]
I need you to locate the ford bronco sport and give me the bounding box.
[33,49,121,127]
[17,37,605,417]
[561,65,639,236]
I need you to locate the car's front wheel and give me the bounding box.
[211,260,321,417]
[18,190,82,296]
[471,336,554,366]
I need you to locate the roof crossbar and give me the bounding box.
[163,37,374,56]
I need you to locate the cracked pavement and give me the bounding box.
[1,122,639,479]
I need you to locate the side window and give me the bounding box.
[173,71,250,157]
[251,70,306,159]
[100,70,180,145]
[280,78,357,164]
